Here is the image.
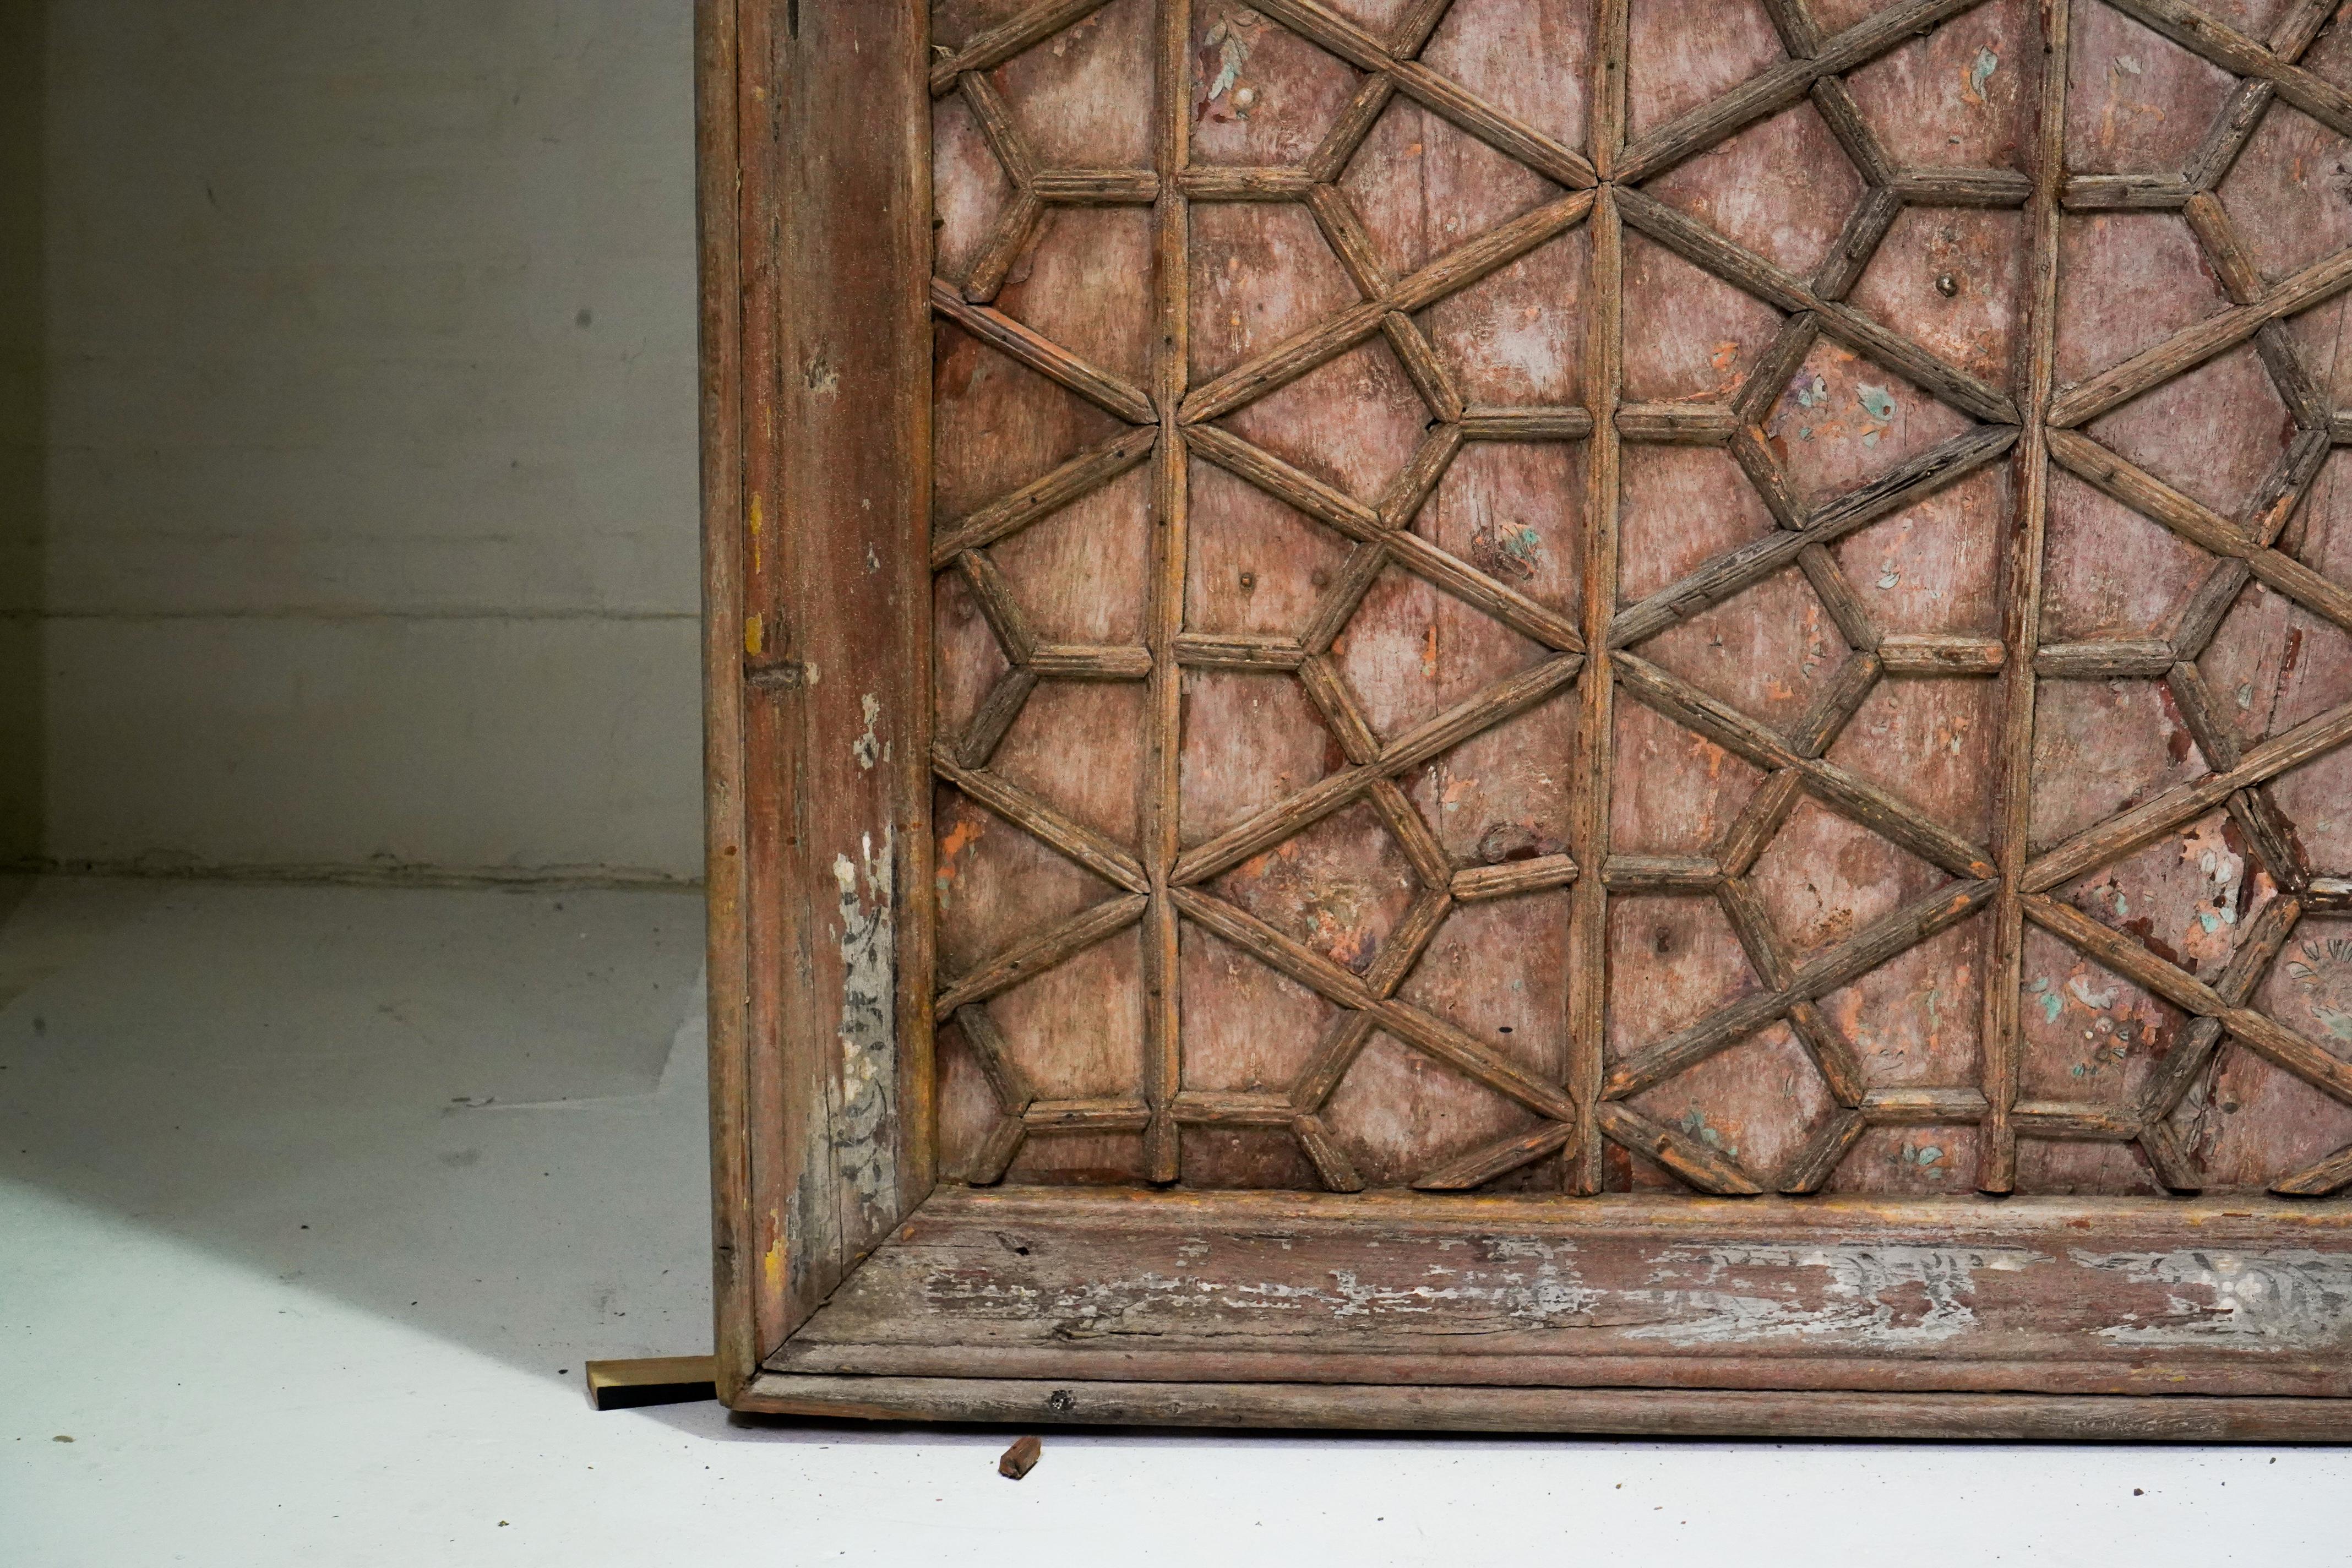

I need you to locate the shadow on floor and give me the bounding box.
[0,875,714,1380]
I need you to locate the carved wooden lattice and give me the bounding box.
[923,0,2352,1199]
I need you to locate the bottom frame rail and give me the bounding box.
[737,1372,2352,1441]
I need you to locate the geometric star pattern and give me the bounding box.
[2022,0,2352,1196]
[924,0,2352,1196]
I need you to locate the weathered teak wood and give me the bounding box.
[701,0,2352,1435]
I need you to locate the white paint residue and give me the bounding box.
[921,1237,2075,1349]
[1622,1244,2040,1347]
[925,1248,1602,1332]
[1325,1267,1599,1322]
[853,694,884,771]
[1479,316,1568,391]
[2077,1248,2352,1348]
[831,829,897,1215]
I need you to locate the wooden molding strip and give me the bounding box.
[1604,879,1997,1099]
[741,1372,2352,1439]
[932,280,1158,424]
[2048,244,2352,428]
[1618,0,1991,182]
[2023,698,2352,893]
[934,748,1150,894]
[928,0,1114,95]
[933,894,1150,1017]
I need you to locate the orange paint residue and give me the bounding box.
[1231,840,1301,884]
[935,813,986,881]
[1709,339,1740,393]
[1828,987,1866,1044]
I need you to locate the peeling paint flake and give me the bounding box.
[832,830,898,1219]
[1204,20,1248,105]
[923,1240,1604,1335]
[1963,46,1997,105]
[1623,1244,2041,1348]
[853,693,885,771]
[2078,1249,2352,1348]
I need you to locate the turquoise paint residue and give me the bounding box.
[1679,1108,1738,1162]
[1969,46,1999,99]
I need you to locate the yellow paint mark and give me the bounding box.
[748,494,764,575]
[763,1239,784,1295]
[744,613,765,656]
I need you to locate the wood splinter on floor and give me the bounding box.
[584,1355,717,1411]
[997,1435,1042,1479]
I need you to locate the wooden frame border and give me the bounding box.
[698,0,2352,1437]
[700,0,936,1398]
[734,1379,2352,1441]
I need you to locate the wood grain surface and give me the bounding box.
[910,0,2352,1204]
[764,1186,2352,1397]
[704,0,2352,1429]
[739,1371,2352,1438]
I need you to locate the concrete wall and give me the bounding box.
[1,4,41,867]
[4,1,703,881]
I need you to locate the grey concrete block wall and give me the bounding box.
[5,1,704,881]
[2,4,42,866]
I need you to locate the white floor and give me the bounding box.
[3,876,2346,1566]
